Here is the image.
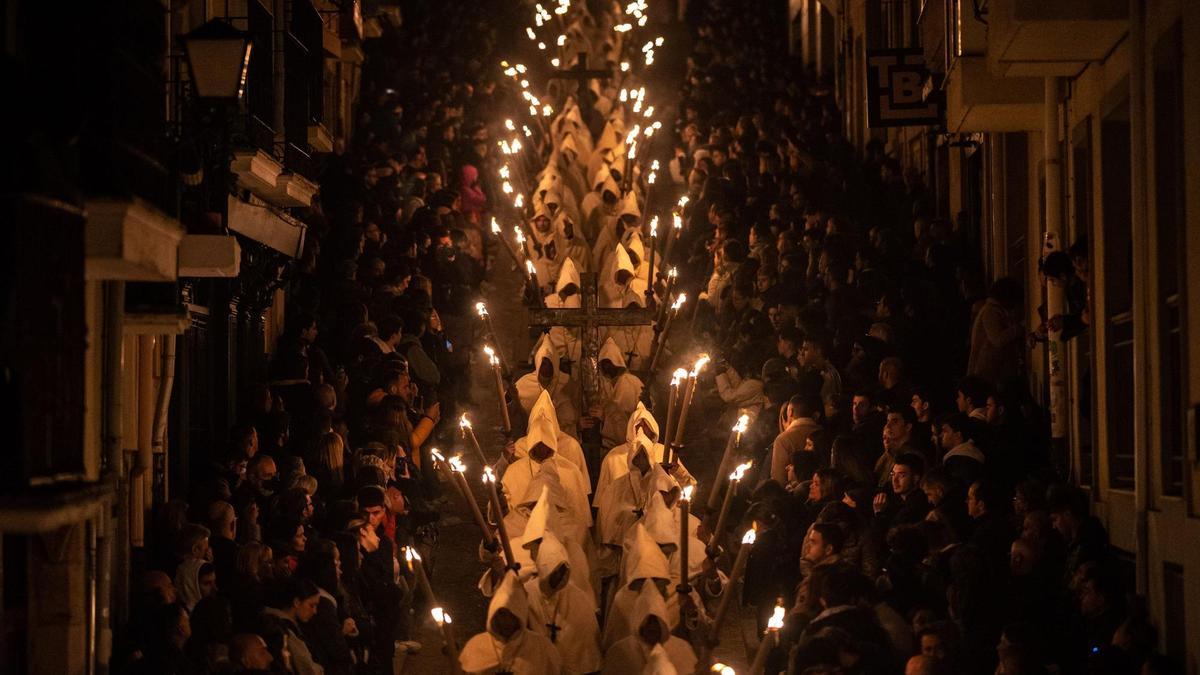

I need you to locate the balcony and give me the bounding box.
[85,197,185,281]
[988,0,1128,77]
[944,55,1042,132]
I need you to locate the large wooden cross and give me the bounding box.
[528,271,655,405]
[548,52,609,92]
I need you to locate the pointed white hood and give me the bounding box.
[552,257,581,307]
[612,243,635,286]
[622,522,671,586]
[487,570,531,637]
[534,529,571,595]
[526,413,559,459]
[619,191,642,220]
[599,336,627,369]
[641,491,677,549]
[625,402,659,443]
[529,389,562,435]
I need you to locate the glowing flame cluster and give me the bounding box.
[482,466,497,484]
[670,293,687,312]
[448,455,467,473]
[484,344,499,366]
[742,528,757,545]
[729,461,752,482]
[671,367,688,386]
[459,414,473,430]
[733,414,750,435]
[680,484,695,502]
[431,607,452,626]
[767,604,786,630]
[690,353,710,377]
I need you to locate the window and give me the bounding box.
[1153,23,1186,496]
[1100,91,1134,490]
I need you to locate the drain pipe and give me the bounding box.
[1042,77,1067,455]
[1128,0,1150,598]
[151,335,178,500]
[102,281,130,637]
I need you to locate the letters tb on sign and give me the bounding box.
[866,48,942,128]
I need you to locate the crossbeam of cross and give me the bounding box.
[528,272,655,405]
[548,52,609,91]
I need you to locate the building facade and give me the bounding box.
[791,0,1198,669]
[0,0,370,672]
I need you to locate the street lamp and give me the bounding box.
[182,19,253,100]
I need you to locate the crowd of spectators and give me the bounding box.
[117,2,528,673]
[671,2,1176,674]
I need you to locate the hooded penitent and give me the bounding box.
[461,571,562,674]
[516,386,590,480]
[599,580,698,675]
[602,522,676,649]
[600,241,636,306]
[515,333,578,436]
[597,430,660,546]
[503,414,593,531]
[595,335,644,447]
[514,388,591,487]
[522,529,603,673]
[640,491,705,584]
[553,212,592,275]
[594,402,661,509]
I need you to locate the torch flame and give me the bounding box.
[649,216,658,236]
[525,260,536,275]
[448,456,467,473]
[670,294,686,311]
[678,195,690,208]
[680,484,695,501]
[742,528,757,545]
[483,345,495,358]
[482,466,496,483]
[711,665,735,675]
[499,165,510,179]
[730,461,752,481]
[476,301,489,317]
[668,267,678,279]
[671,367,688,385]
[767,605,785,630]
[431,448,445,463]
[514,194,525,208]
[459,414,472,429]
[733,414,750,434]
[504,119,515,131]
[673,214,683,230]
[404,546,420,562]
[431,607,450,625]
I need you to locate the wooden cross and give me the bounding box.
[548,52,610,91]
[528,272,655,405]
[545,620,563,642]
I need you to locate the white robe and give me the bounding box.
[502,416,593,531]
[523,532,603,674]
[515,335,579,437]
[460,572,563,675]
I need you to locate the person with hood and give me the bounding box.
[459,164,487,224]
[543,259,584,368]
[590,337,645,449]
[597,441,682,550]
[601,577,697,674]
[594,191,641,274]
[515,334,579,437]
[581,166,620,239]
[523,530,603,673]
[460,571,563,674]
[602,523,678,649]
[501,415,593,536]
[510,389,591,486]
[554,211,592,274]
[526,203,565,290]
[594,403,696,513]
[479,477,594,599]
[599,242,640,308]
